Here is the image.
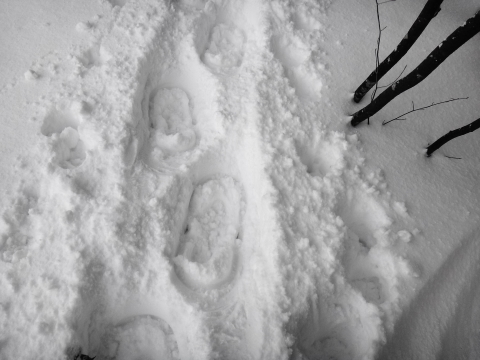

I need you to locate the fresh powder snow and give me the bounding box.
[1,0,480,359]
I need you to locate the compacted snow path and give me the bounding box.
[0,1,419,359]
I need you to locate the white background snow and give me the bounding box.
[1,0,480,359]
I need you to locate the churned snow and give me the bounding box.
[0,0,480,359]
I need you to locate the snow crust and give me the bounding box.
[0,0,479,359]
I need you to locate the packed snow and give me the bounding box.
[1,0,480,359]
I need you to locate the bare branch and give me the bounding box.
[371,0,382,103]
[426,116,480,157]
[351,10,480,126]
[367,0,383,124]
[353,0,444,103]
[382,97,468,125]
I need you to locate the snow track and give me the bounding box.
[377,228,480,360]
[0,0,416,359]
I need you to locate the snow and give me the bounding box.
[0,0,480,359]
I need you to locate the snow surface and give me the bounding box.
[1,0,480,359]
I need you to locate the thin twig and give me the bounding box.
[444,155,462,159]
[352,0,443,104]
[351,9,479,127]
[378,65,407,88]
[382,96,469,125]
[368,0,383,124]
[371,0,382,102]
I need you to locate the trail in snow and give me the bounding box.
[378,228,480,360]
[0,0,419,359]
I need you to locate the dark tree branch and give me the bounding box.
[353,0,444,103]
[351,10,480,127]
[382,97,469,125]
[371,0,383,103]
[426,117,480,157]
[367,0,387,124]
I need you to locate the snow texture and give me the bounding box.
[1,0,480,359]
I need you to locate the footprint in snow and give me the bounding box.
[292,3,324,32]
[173,176,244,296]
[297,134,390,305]
[338,190,393,305]
[270,32,322,99]
[343,231,386,304]
[172,0,207,11]
[201,23,246,76]
[41,101,87,169]
[106,0,127,8]
[78,44,105,69]
[295,134,346,177]
[145,87,197,164]
[95,315,180,360]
